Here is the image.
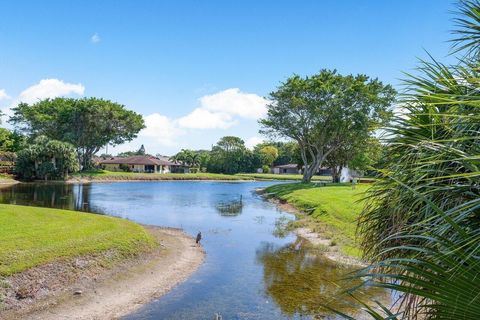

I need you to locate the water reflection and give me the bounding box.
[0,183,107,213]
[215,196,243,216]
[256,239,386,318]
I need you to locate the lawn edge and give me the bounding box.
[257,186,366,267]
[0,226,205,320]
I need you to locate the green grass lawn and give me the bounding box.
[0,204,157,276]
[71,170,244,181]
[236,173,333,181]
[264,183,369,257]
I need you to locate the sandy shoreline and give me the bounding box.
[1,226,205,320]
[256,187,366,267]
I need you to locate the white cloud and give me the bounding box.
[1,79,85,124]
[138,88,268,152]
[139,113,182,147]
[18,79,85,104]
[110,113,185,154]
[177,108,237,129]
[199,88,268,119]
[178,88,269,130]
[0,89,11,101]
[91,33,101,43]
[245,136,264,149]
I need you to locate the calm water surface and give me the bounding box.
[0,182,385,319]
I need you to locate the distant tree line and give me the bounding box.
[2,72,393,181]
[4,97,144,180]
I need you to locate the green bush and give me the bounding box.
[16,136,79,180]
[119,163,131,172]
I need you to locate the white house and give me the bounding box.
[99,155,189,173]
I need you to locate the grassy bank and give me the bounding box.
[0,174,16,183]
[71,170,244,181]
[236,173,332,181]
[0,204,156,276]
[264,183,368,257]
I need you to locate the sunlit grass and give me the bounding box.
[264,183,369,257]
[72,170,244,181]
[236,173,333,181]
[0,204,157,275]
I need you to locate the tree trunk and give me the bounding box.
[331,165,344,183]
[331,167,340,183]
[302,155,323,183]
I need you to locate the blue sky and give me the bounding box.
[0,0,456,155]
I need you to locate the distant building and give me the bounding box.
[272,164,301,174]
[99,155,189,174]
[271,164,332,176]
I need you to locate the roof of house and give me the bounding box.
[273,164,331,171]
[99,155,182,166]
[273,164,299,169]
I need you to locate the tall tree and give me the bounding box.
[258,145,279,167]
[254,141,301,166]
[208,136,258,174]
[198,152,210,172]
[10,97,145,169]
[260,70,395,182]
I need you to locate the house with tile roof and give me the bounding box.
[99,155,189,173]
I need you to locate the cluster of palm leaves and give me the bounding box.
[169,149,209,172]
[349,1,480,319]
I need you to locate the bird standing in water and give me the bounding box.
[196,231,202,245]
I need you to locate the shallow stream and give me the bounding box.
[0,181,386,319]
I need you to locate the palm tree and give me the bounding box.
[341,1,480,318]
[170,149,189,165]
[189,153,200,171]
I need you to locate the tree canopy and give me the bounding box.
[207,136,259,174]
[258,146,278,167]
[260,69,396,182]
[10,97,145,169]
[0,128,27,153]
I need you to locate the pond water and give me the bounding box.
[0,181,386,319]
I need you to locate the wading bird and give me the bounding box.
[196,231,202,245]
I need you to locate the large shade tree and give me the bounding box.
[260,70,395,182]
[10,97,145,169]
